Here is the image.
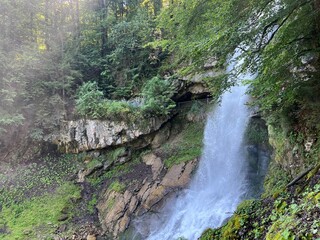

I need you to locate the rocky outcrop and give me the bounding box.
[52,116,169,153]
[97,190,138,237]
[96,158,199,238]
[173,66,223,102]
[182,70,223,83]
[142,153,163,180]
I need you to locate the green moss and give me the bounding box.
[244,118,269,146]
[199,228,216,240]
[221,214,248,239]
[0,182,81,240]
[108,147,126,161]
[86,158,103,171]
[109,181,126,193]
[235,199,260,215]
[87,194,98,214]
[163,121,205,168]
[87,149,143,187]
[263,160,290,197]
[0,154,81,207]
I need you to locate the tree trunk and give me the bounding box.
[313,0,320,42]
[99,0,108,57]
[44,0,50,50]
[153,0,162,15]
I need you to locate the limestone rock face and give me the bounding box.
[151,123,171,149]
[182,70,223,83]
[96,158,199,238]
[97,190,139,238]
[161,160,197,188]
[53,117,168,153]
[142,153,163,180]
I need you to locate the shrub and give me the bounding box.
[141,76,176,116]
[75,81,104,118]
[76,77,176,120]
[99,100,137,121]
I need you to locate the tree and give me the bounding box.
[141,76,175,116]
[75,81,104,118]
[155,0,320,133]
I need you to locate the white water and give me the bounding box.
[133,52,256,240]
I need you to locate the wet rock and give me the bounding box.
[77,163,103,183]
[57,224,67,233]
[58,214,69,222]
[23,229,32,235]
[70,223,101,240]
[144,184,166,209]
[182,70,223,83]
[161,159,197,188]
[96,158,199,238]
[103,160,113,171]
[97,189,138,238]
[151,124,171,149]
[142,153,163,180]
[87,234,96,240]
[305,137,314,152]
[115,148,132,165]
[204,57,218,69]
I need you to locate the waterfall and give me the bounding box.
[132,51,260,240]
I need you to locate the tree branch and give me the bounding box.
[254,0,314,53]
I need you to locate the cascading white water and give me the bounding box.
[133,51,256,240]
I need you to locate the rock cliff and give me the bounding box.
[53,116,169,153]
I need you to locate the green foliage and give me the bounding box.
[87,194,98,214]
[87,148,143,187]
[201,165,320,240]
[244,118,269,146]
[0,154,81,207]
[155,0,320,140]
[0,182,81,240]
[108,147,127,161]
[109,181,126,193]
[99,100,140,121]
[86,158,103,172]
[76,76,176,120]
[75,81,104,118]
[141,76,176,116]
[0,114,24,134]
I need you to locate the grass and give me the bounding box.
[0,182,81,240]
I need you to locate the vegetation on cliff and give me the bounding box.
[0,0,319,239]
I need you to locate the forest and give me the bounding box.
[1,0,319,142]
[0,0,319,239]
